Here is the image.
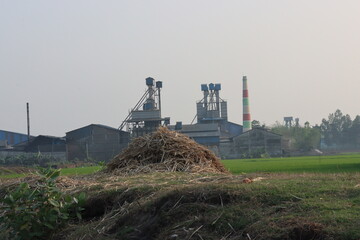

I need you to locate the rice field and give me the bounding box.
[1,154,360,179]
[222,154,360,174]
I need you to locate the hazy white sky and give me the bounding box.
[1,1,359,136]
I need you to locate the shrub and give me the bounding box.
[0,168,85,240]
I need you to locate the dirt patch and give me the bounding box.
[107,127,228,175]
[280,219,326,240]
[82,187,156,220]
[107,187,235,240]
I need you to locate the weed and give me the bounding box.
[0,168,85,240]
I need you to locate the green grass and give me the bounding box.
[1,154,360,179]
[60,166,102,176]
[0,173,27,179]
[222,154,360,174]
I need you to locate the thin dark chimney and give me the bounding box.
[27,102,30,143]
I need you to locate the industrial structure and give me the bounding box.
[168,77,282,158]
[196,83,228,124]
[284,117,294,128]
[1,76,283,162]
[169,82,243,155]
[13,135,66,153]
[242,76,252,132]
[232,129,282,157]
[66,124,130,162]
[119,77,170,137]
[0,130,31,147]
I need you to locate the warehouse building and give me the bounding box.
[66,124,130,162]
[13,135,66,153]
[0,130,30,146]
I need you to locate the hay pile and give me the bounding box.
[107,127,228,174]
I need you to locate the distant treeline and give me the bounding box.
[267,109,360,152]
[320,109,360,148]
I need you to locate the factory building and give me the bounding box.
[66,124,130,162]
[167,77,282,159]
[232,128,282,157]
[168,82,243,156]
[13,135,66,153]
[169,123,220,145]
[0,130,30,147]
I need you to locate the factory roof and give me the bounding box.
[66,124,125,134]
[234,128,282,138]
[168,123,220,138]
[169,123,219,133]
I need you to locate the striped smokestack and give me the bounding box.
[242,76,251,132]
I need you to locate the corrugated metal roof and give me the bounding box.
[0,129,31,137]
[170,123,219,133]
[184,131,220,138]
[66,124,126,134]
[233,128,282,139]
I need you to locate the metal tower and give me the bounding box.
[284,117,294,128]
[196,83,228,124]
[119,77,170,137]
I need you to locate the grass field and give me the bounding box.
[1,156,360,239]
[222,154,360,174]
[1,154,360,179]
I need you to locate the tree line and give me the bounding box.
[320,109,360,148]
[254,109,360,152]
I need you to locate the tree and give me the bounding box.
[350,115,360,147]
[251,120,267,129]
[320,109,353,146]
[251,120,261,128]
[272,122,320,152]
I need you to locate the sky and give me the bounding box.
[1,0,359,136]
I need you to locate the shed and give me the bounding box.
[66,124,130,162]
[0,130,30,146]
[20,135,66,153]
[232,128,282,157]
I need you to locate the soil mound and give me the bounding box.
[107,127,228,174]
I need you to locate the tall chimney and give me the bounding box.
[26,102,30,143]
[242,76,252,132]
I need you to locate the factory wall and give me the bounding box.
[219,141,237,159]
[0,151,67,161]
[22,135,66,153]
[66,124,130,162]
[1,135,67,162]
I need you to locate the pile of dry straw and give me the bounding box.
[107,127,228,174]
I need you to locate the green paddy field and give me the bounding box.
[222,154,360,174]
[1,154,360,178]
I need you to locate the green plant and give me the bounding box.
[0,168,85,240]
[97,161,106,170]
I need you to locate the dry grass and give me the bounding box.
[107,127,228,175]
[1,171,360,240]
